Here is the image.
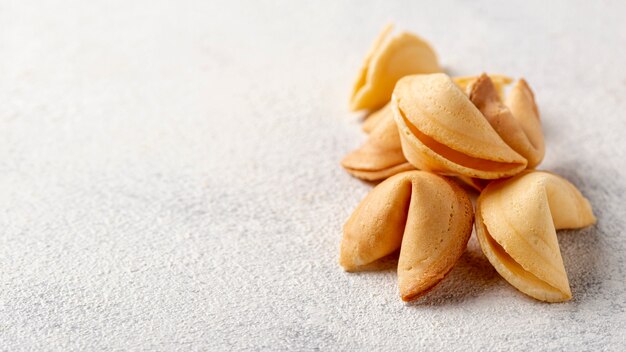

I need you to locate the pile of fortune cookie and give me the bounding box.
[339,24,596,303]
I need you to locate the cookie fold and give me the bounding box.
[476,171,596,302]
[392,73,527,179]
[350,24,440,111]
[340,171,474,301]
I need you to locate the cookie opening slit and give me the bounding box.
[398,109,525,172]
[478,219,567,300]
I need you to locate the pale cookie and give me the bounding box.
[349,24,440,111]
[476,171,596,302]
[340,171,474,301]
[392,73,527,179]
[358,100,494,188]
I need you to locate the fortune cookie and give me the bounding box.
[354,99,494,188]
[469,74,545,168]
[342,106,414,181]
[475,171,596,302]
[340,171,474,301]
[349,24,440,111]
[392,73,528,179]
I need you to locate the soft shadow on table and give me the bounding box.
[558,225,601,304]
[442,66,463,78]
[346,236,501,306]
[355,177,382,188]
[358,109,376,123]
[550,161,610,304]
[346,251,399,273]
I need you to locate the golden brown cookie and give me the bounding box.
[392,73,527,179]
[475,171,596,302]
[349,25,440,111]
[340,171,474,301]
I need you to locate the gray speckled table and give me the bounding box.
[1,1,625,351]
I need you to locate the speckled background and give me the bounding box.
[1,0,625,351]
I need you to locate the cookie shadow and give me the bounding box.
[548,160,612,303]
[346,251,399,273]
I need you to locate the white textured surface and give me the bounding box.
[1,1,625,350]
